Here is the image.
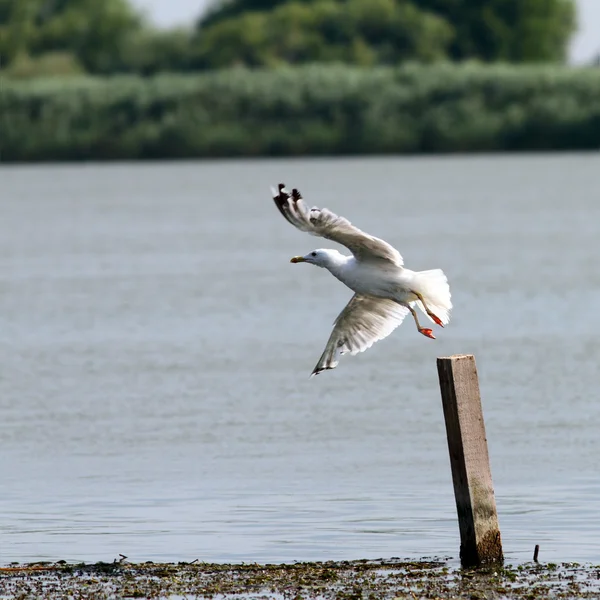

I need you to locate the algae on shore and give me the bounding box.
[2,558,600,599]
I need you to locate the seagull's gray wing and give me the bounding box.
[272,183,403,266]
[311,294,409,376]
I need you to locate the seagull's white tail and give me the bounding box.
[413,269,452,325]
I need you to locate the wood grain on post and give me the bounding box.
[437,354,503,567]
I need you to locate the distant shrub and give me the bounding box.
[0,64,599,162]
[3,52,84,79]
[110,29,198,75]
[192,0,453,68]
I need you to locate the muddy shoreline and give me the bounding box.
[2,557,600,599]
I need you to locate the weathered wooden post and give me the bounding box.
[436,354,503,567]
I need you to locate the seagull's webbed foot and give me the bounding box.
[411,290,444,328]
[429,313,444,328]
[406,304,436,339]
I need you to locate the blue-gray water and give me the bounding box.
[1,154,599,565]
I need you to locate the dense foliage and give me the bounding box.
[200,0,577,64]
[0,0,141,73]
[194,0,453,68]
[0,0,578,76]
[415,0,577,62]
[2,64,599,162]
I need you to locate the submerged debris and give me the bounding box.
[1,558,599,599]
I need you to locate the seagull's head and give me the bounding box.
[290,249,341,268]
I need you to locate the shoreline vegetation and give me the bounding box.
[1,557,600,599]
[1,63,599,163]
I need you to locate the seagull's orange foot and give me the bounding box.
[419,328,435,339]
[429,313,444,327]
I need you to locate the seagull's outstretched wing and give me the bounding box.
[272,183,403,266]
[312,294,409,376]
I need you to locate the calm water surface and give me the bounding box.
[1,155,599,565]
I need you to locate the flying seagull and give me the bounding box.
[272,183,452,376]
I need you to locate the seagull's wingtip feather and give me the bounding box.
[310,363,337,377]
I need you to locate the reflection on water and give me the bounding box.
[1,154,599,564]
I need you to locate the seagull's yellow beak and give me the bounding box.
[290,256,305,263]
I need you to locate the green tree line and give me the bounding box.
[0,0,577,77]
[2,64,599,162]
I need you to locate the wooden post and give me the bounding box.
[436,354,503,567]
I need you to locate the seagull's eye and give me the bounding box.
[311,252,317,257]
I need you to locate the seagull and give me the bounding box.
[272,184,452,376]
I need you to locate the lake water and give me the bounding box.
[1,154,599,566]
